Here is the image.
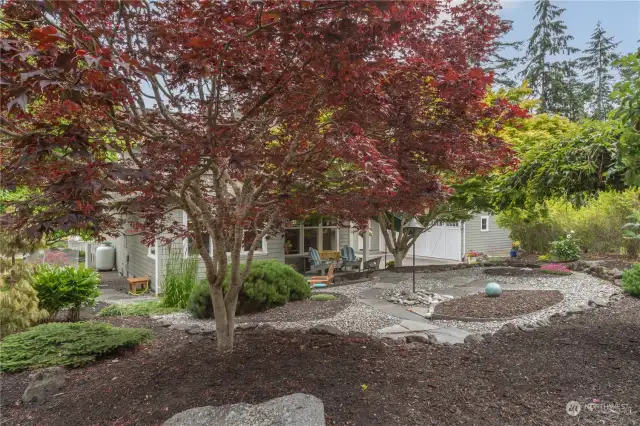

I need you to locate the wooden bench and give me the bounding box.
[127,276,149,295]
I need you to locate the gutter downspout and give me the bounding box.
[154,240,160,296]
[461,222,466,262]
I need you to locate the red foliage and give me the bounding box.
[0,0,523,244]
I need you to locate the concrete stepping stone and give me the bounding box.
[433,287,480,298]
[373,282,398,290]
[399,320,439,332]
[358,288,385,299]
[358,299,428,322]
[377,324,409,334]
[426,327,471,345]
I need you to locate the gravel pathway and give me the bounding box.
[392,268,619,334]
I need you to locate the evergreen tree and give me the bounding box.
[522,0,579,113]
[578,22,621,120]
[547,61,590,121]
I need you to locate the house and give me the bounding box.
[102,211,511,293]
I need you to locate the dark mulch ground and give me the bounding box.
[434,290,564,319]
[2,297,640,426]
[235,293,349,323]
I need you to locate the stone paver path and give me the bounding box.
[354,273,474,344]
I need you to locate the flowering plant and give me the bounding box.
[549,233,580,261]
[511,241,521,251]
[466,251,481,257]
[540,263,573,275]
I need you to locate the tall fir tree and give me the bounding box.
[578,22,621,120]
[486,39,523,88]
[522,0,579,113]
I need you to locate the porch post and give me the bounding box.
[362,220,370,270]
[84,242,90,268]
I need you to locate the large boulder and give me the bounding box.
[162,393,325,426]
[22,367,65,403]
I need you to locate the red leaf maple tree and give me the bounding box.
[0,0,523,351]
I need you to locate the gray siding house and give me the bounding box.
[107,211,510,293]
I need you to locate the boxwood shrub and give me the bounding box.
[188,260,311,319]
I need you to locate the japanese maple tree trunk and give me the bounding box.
[394,250,407,267]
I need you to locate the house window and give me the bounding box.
[184,212,211,257]
[183,212,266,257]
[480,216,489,232]
[285,218,340,255]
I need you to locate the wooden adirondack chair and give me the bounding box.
[308,247,332,274]
[340,245,362,271]
[308,263,335,288]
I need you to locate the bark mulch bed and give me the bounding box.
[434,290,564,319]
[2,297,640,426]
[235,293,349,323]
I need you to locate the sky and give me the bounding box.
[498,0,639,61]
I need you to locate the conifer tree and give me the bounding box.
[522,0,579,113]
[578,22,621,120]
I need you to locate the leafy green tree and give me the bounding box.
[496,119,626,208]
[578,22,621,120]
[522,0,579,114]
[611,53,640,185]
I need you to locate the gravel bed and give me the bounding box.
[390,268,619,334]
[154,280,399,335]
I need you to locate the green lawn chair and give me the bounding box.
[308,247,332,274]
[340,245,362,271]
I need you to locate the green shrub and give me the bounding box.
[549,233,581,261]
[622,264,640,297]
[386,260,395,269]
[0,322,151,372]
[538,254,551,262]
[310,293,337,301]
[188,260,311,319]
[98,301,183,317]
[498,190,640,255]
[0,277,49,337]
[32,265,101,321]
[163,248,198,309]
[188,280,212,319]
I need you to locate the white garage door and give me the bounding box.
[414,222,461,261]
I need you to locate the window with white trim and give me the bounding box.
[284,218,339,255]
[480,216,489,232]
[183,212,266,257]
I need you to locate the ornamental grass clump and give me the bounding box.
[540,264,573,276]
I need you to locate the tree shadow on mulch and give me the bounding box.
[2,298,640,426]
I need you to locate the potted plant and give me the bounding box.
[510,241,521,258]
[284,240,293,255]
[465,251,481,264]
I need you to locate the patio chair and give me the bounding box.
[308,247,332,274]
[340,245,362,271]
[308,263,335,288]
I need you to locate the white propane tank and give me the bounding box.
[95,243,115,271]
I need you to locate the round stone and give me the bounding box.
[485,282,502,297]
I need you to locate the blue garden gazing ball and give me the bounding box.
[485,282,502,297]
